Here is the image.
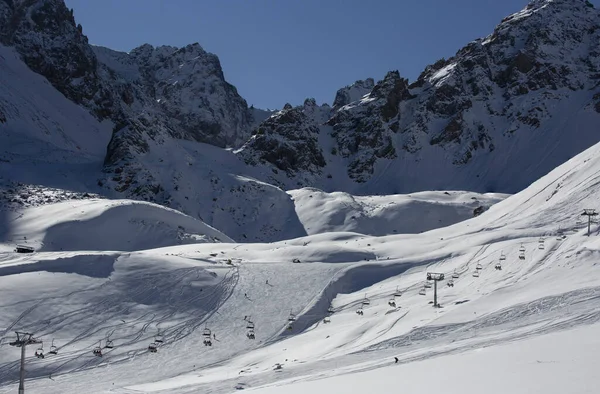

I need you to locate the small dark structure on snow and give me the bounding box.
[15,245,34,253]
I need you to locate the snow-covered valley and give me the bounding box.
[1,0,600,392]
[0,128,599,393]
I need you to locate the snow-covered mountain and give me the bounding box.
[1,102,600,393]
[240,0,600,194]
[0,0,307,242]
[2,0,600,243]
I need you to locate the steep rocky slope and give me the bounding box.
[240,0,600,194]
[0,0,303,242]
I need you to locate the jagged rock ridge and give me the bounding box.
[239,0,600,194]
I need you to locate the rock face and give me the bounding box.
[332,79,375,109]
[238,99,327,186]
[240,0,600,194]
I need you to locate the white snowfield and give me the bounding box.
[289,188,508,236]
[1,137,600,393]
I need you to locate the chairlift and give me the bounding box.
[447,279,454,287]
[419,288,426,296]
[327,305,335,314]
[247,329,256,339]
[203,337,212,346]
[519,253,525,260]
[105,337,114,349]
[148,342,158,353]
[288,310,296,322]
[246,320,255,330]
[426,273,432,281]
[362,294,370,306]
[203,327,212,338]
[287,322,294,330]
[388,299,396,307]
[495,263,502,270]
[34,343,44,359]
[475,263,483,270]
[49,339,58,355]
[323,316,331,324]
[452,271,460,279]
[499,252,506,261]
[472,271,480,278]
[356,308,364,315]
[155,333,164,343]
[93,341,102,357]
[519,244,525,253]
[424,281,432,289]
[394,286,402,297]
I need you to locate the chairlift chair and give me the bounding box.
[394,286,402,297]
[105,337,114,349]
[203,327,212,337]
[388,299,396,307]
[203,338,212,346]
[247,329,255,339]
[495,263,502,270]
[49,339,58,355]
[35,343,44,359]
[246,320,255,330]
[419,288,426,296]
[475,263,483,270]
[447,279,454,287]
[323,316,331,324]
[472,271,480,278]
[500,252,506,261]
[426,273,432,281]
[93,341,103,357]
[424,281,432,288]
[356,308,364,315]
[362,294,370,306]
[288,310,296,322]
[155,333,164,344]
[148,342,158,353]
[519,253,525,260]
[452,271,460,279]
[519,244,525,253]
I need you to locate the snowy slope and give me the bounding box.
[0,44,112,191]
[1,134,600,392]
[0,198,231,253]
[289,188,508,236]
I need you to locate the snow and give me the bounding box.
[248,323,600,394]
[1,134,600,393]
[0,44,112,190]
[428,62,457,84]
[289,188,508,236]
[0,198,231,253]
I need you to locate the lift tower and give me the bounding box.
[426,272,445,308]
[581,209,598,236]
[9,332,41,394]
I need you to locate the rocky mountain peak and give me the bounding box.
[332,78,375,109]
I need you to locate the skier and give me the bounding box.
[266,279,269,285]
[213,333,216,340]
[394,357,399,363]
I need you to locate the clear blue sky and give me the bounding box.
[64,0,598,110]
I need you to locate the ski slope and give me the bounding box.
[0,198,231,252]
[1,138,600,393]
[289,188,508,236]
